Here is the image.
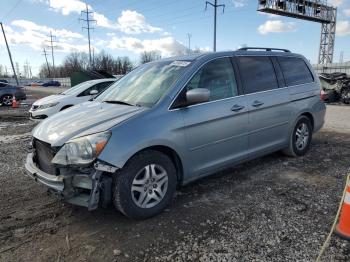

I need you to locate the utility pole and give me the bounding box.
[0,22,19,85]
[187,33,192,54]
[80,4,96,67]
[205,0,225,52]
[339,51,344,63]
[47,31,57,69]
[42,48,51,77]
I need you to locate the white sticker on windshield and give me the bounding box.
[170,61,191,67]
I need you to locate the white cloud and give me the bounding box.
[258,20,296,35]
[108,36,187,57]
[328,0,344,6]
[116,10,162,34]
[344,9,350,16]
[0,20,88,53]
[231,0,246,8]
[12,20,83,39]
[336,20,350,36]
[46,0,163,35]
[48,0,86,15]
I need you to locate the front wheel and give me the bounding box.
[282,116,312,157]
[113,150,177,219]
[1,95,13,106]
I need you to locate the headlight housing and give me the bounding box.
[52,131,111,166]
[38,102,59,109]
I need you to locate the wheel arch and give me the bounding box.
[300,112,314,131]
[60,104,74,111]
[126,145,184,185]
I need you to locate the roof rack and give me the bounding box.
[237,47,291,53]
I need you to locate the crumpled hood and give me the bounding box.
[33,94,68,105]
[33,101,145,146]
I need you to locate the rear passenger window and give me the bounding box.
[237,56,279,94]
[186,57,238,101]
[277,57,314,86]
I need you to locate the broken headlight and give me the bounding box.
[52,131,111,166]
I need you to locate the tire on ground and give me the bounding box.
[282,115,313,157]
[113,150,177,219]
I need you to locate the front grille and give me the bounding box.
[33,138,59,175]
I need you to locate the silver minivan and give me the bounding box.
[25,48,326,219]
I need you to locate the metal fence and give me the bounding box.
[1,77,71,87]
[313,62,350,75]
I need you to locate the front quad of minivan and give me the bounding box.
[25,51,326,219]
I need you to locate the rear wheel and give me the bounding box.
[113,150,177,219]
[1,94,13,106]
[282,116,312,157]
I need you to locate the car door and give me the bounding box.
[178,57,249,177]
[235,55,291,157]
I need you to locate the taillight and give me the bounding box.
[320,89,327,101]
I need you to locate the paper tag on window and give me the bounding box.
[170,61,191,67]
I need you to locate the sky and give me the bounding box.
[0,0,350,76]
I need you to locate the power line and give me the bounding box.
[80,3,96,67]
[205,0,225,52]
[1,0,23,21]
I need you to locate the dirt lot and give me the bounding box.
[0,95,350,261]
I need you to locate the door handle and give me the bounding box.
[231,104,245,112]
[252,100,264,107]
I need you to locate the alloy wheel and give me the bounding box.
[131,164,168,209]
[295,123,309,151]
[2,95,13,106]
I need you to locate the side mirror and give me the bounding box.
[90,90,98,96]
[186,88,210,106]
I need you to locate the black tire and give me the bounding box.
[113,150,177,219]
[1,94,13,106]
[282,116,313,157]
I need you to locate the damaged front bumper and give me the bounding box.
[25,153,117,210]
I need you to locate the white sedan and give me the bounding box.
[29,78,116,120]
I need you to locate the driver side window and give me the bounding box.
[186,57,238,102]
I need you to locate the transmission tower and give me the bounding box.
[257,0,337,64]
[80,4,96,66]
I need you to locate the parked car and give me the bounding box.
[0,79,9,84]
[25,48,326,219]
[30,80,44,87]
[319,72,350,104]
[0,82,26,106]
[42,80,61,87]
[29,78,116,120]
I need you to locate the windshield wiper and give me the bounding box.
[103,100,135,106]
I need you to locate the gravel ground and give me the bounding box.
[0,99,349,261]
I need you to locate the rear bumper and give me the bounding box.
[25,153,64,191]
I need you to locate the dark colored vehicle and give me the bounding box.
[0,79,9,84]
[42,80,61,87]
[0,82,26,106]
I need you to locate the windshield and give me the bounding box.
[62,81,97,95]
[96,60,190,107]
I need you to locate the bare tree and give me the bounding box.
[140,51,161,64]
